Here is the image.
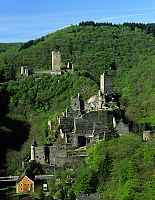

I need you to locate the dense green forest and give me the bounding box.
[73,135,155,200]
[1,22,155,124]
[0,43,21,54]
[1,22,155,199]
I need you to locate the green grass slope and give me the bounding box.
[73,135,155,200]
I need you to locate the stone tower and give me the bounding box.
[52,51,61,72]
[100,73,105,95]
[30,139,36,161]
[21,66,24,75]
[100,72,113,95]
[98,73,106,108]
[113,116,117,128]
[98,90,103,109]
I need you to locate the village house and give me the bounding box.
[16,176,34,193]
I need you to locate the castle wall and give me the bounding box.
[105,78,113,94]
[116,120,129,135]
[35,147,46,165]
[100,73,105,94]
[100,73,113,95]
[49,145,81,167]
[31,145,35,161]
[83,110,113,128]
[143,130,152,141]
[34,144,84,167]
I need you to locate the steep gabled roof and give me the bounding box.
[16,175,34,184]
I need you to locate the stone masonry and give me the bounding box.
[51,51,62,75]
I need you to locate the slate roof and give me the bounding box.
[16,175,34,183]
[74,118,93,131]
[59,116,74,132]
[59,110,112,135]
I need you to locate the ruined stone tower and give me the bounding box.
[30,139,36,161]
[101,72,113,95]
[30,145,35,161]
[100,73,105,95]
[21,66,24,75]
[98,73,106,109]
[98,90,103,109]
[52,51,61,72]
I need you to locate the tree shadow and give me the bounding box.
[0,90,31,175]
[0,118,30,150]
[0,90,9,118]
[0,90,31,199]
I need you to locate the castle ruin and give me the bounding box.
[30,72,120,168]
[50,50,74,75]
[86,72,113,111]
[20,66,31,77]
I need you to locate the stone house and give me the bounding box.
[33,144,82,168]
[58,109,114,148]
[57,71,115,147]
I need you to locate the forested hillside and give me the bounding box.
[0,43,21,54]
[1,22,155,176]
[1,22,155,124]
[73,135,155,200]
